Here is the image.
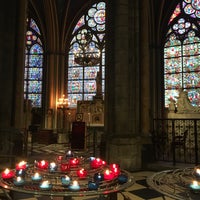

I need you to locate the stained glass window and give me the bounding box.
[164,0,200,107]
[68,2,106,107]
[24,18,44,107]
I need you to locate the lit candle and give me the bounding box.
[61,175,71,186]
[103,169,114,180]
[69,180,80,191]
[94,172,104,182]
[90,158,103,169]
[13,176,25,186]
[77,168,88,179]
[1,168,15,179]
[190,180,200,193]
[16,161,27,170]
[39,180,52,190]
[88,180,99,190]
[66,150,74,158]
[16,169,26,177]
[110,163,120,176]
[49,162,57,172]
[195,168,200,178]
[31,172,42,182]
[37,160,49,169]
[69,158,80,167]
[60,163,70,172]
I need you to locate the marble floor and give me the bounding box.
[0,143,178,200]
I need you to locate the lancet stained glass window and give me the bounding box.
[24,18,44,107]
[68,2,106,107]
[164,0,200,107]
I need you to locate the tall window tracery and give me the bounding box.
[24,18,44,108]
[68,1,106,107]
[164,0,200,107]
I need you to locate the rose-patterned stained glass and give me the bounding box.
[68,2,106,107]
[164,1,200,107]
[24,18,43,107]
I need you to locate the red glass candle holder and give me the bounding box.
[60,163,70,172]
[37,160,49,169]
[1,168,15,180]
[16,161,27,170]
[104,169,115,180]
[69,158,80,167]
[77,168,88,178]
[90,158,104,169]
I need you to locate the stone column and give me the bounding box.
[105,0,142,170]
[0,1,27,129]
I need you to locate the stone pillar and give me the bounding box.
[105,0,142,171]
[0,1,27,129]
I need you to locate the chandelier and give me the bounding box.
[74,30,101,66]
[74,47,100,66]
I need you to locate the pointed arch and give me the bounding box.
[24,18,44,107]
[67,1,106,106]
[164,0,200,107]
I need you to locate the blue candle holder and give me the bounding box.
[118,174,128,184]
[61,175,71,186]
[69,181,80,191]
[94,173,104,182]
[13,177,25,186]
[88,180,99,190]
[16,169,26,177]
[31,173,42,182]
[49,162,57,173]
[39,181,52,190]
[189,181,200,193]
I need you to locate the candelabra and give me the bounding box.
[57,95,70,135]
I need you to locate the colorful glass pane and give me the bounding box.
[183,43,200,55]
[183,55,200,72]
[84,80,96,92]
[84,67,99,79]
[29,55,43,67]
[165,89,179,106]
[24,18,43,108]
[30,19,41,35]
[28,94,41,107]
[30,44,43,54]
[68,2,105,106]
[72,16,85,34]
[68,67,83,79]
[169,4,181,24]
[68,94,82,106]
[183,72,200,88]
[68,81,82,93]
[164,58,182,74]
[84,93,96,100]
[187,88,200,106]
[164,74,182,89]
[164,46,181,58]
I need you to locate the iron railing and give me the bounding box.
[152,118,200,165]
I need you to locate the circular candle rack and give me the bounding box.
[147,167,200,200]
[0,152,134,199]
